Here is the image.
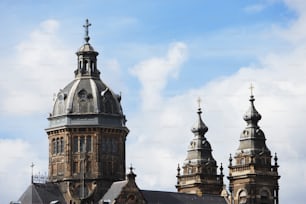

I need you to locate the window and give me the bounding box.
[60,138,64,153]
[239,190,247,204]
[52,139,56,154]
[73,136,92,153]
[240,158,245,165]
[56,138,59,154]
[101,138,118,154]
[80,136,85,152]
[73,137,78,153]
[73,161,78,173]
[86,136,92,152]
[260,190,269,204]
[51,137,64,154]
[86,161,91,173]
[112,138,117,153]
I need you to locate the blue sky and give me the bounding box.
[1,0,305,203]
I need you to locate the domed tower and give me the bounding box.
[46,20,129,203]
[228,89,280,204]
[176,101,224,196]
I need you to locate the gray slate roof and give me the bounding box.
[141,190,228,204]
[18,183,65,204]
[100,180,128,203]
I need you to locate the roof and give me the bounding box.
[18,183,65,204]
[100,180,128,203]
[141,190,228,204]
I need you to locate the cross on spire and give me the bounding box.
[30,162,35,184]
[197,97,202,109]
[83,19,92,43]
[249,83,254,96]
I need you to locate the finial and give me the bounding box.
[83,19,92,43]
[177,163,181,176]
[249,83,254,96]
[220,163,224,176]
[197,97,203,113]
[229,154,232,166]
[274,152,278,165]
[197,97,202,109]
[127,164,136,181]
[30,162,35,184]
[129,164,134,173]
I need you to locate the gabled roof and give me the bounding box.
[18,183,65,204]
[100,180,128,203]
[141,190,228,204]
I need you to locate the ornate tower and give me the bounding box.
[176,102,224,196]
[46,20,129,203]
[228,91,280,204]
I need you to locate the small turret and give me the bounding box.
[228,85,280,204]
[176,99,223,196]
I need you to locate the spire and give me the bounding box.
[191,98,208,136]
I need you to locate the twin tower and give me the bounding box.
[45,20,279,204]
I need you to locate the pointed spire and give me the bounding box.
[243,84,262,127]
[191,98,208,136]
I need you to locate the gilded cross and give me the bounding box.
[83,19,91,43]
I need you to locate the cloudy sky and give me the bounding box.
[0,0,305,203]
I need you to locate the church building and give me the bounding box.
[15,20,280,204]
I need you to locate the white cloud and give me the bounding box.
[126,3,306,203]
[3,1,306,203]
[130,42,187,110]
[0,19,74,115]
[0,139,47,203]
[244,4,266,14]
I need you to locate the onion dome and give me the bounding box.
[191,107,208,136]
[185,104,215,165]
[48,19,126,129]
[237,92,270,155]
[243,95,262,127]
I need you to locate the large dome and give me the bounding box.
[48,77,126,129]
[47,23,126,129]
[52,78,123,116]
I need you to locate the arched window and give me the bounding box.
[73,137,78,153]
[240,158,245,165]
[86,136,92,152]
[60,137,64,153]
[238,190,247,204]
[52,139,56,154]
[80,136,85,152]
[260,190,269,204]
[56,138,60,154]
